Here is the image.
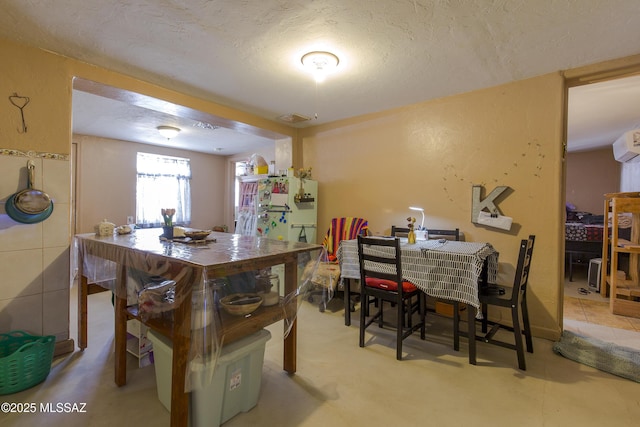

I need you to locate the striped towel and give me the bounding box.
[322,217,369,261]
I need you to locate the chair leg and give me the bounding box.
[481,303,488,333]
[419,293,426,340]
[406,299,413,329]
[521,298,533,353]
[359,291,367,348]
[396,298,404,360]
[511,304,526,370]
[452,301,460,351]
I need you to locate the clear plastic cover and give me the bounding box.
[75,230,322,393]
[282,249,338,330]
[185,271,221,391]
[137,278,176,322]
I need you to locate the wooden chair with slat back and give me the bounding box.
[390,226,463,351]
[390,225,410,238]
[357,235,426,360]
[461,235,536,370]
[390,226,461,241]
[426,228,460,241]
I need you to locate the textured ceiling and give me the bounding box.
[568,75,640,152]
[1,0,639,154]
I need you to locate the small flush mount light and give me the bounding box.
[157,125,181,139]
[301,51,339,83]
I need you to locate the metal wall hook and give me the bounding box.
[9,92,30,133]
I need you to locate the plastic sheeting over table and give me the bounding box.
[76,229,323,394]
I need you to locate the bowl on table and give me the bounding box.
[219,293,263,316]
[184,230,211,240]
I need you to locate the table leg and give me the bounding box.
[467,304,477,365]
[283,260,297,373]
[78,274,88,350]
[114,265,128,386]
[170,329,190,427]
[170,272,194,427]
[344,278,351,326]
[568,251,574,282]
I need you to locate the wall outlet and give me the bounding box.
[127,216,134,224]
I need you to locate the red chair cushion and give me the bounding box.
[365,277,417,292]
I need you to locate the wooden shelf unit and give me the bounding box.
[600,192,640,297]
[604,193,640,318]
[125,297,292,347]
[126,319,153,367]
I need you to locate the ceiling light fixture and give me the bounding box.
[157,125,181,139]
[301,51,339,83]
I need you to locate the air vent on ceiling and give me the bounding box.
[277,113,311,123]
[193,121,220,130]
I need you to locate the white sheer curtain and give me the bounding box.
[136,152,191,227]
[620,161,640,192]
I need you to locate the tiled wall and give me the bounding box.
[0,150,70,342]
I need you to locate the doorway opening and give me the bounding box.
[563,70,640,342]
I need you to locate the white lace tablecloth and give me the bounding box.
[337,238,499,309]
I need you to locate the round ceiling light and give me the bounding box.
[301,51,339,83]
[157,125,181,139]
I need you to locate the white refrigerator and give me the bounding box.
[235,175,319,298]
[236,175,318,244]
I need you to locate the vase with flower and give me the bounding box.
[406,216,417,244]
[294,167,312,202]
[161,208,176,239]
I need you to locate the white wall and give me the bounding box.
[0,154,71,342]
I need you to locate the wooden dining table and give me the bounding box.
[75,228,321,427]
[337,237,499,363]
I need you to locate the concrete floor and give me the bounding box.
[2,282,640,427]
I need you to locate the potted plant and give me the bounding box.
[161,208,175,239]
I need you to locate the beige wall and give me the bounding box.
[74,135,229,233]
[566,148,620,215]
[0,39,71,155]
[0,39,72,348]
[0,36,292,350]
[301,73,566,339]
[2,33,640,346]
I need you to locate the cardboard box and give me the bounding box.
[435,301,467,318]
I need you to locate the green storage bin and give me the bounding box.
[0,331,55,395]
[148,329,270,427]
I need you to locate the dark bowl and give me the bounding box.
[184,230,211,240]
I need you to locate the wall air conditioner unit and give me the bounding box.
[612,129,640,162]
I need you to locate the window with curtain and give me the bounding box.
[136,152,192,227]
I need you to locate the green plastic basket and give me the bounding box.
[0,331,55,395]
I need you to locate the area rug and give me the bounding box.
[553,330,640,382]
